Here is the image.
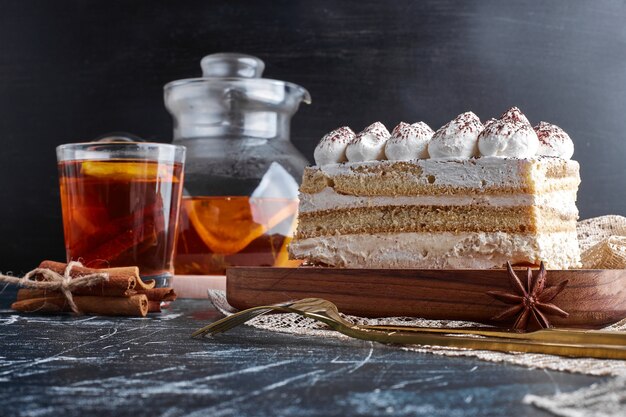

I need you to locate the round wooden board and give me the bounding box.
[226,267,626,329]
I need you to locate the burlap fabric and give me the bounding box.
[209,215,626,416]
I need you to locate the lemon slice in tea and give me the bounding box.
[81,160,177,181]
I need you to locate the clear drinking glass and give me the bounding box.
[56,141,186,287]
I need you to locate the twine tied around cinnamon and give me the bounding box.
[0,261,109,314]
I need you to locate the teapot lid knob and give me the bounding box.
[200,53,265,79]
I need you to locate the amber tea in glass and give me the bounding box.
[174,196,301,275]
[57,142,185,286]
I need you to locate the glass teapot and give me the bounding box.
[164,53,310,275]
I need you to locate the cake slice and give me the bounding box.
[289,108,581,270]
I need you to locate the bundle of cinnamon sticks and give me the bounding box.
[11,261,177,317]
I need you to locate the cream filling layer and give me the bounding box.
[318,157,579,190]
[299,187,579,215]
[289,231,582,270]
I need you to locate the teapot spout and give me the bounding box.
[296,86,312,105]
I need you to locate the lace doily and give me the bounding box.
[523,376,626,417]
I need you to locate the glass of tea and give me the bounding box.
[56,141,186,287]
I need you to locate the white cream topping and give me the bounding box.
[299,186,578,215]
[313,126,355,166]
[534,121,575,160]
[501,106,531,125]
[385,122,433,160]
[289,231,581,270]
[428,111,483,159]
[313,108,575,165]
[478,107,539,158]
[345,122,390,162]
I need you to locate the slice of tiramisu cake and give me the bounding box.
[289,107,581,269]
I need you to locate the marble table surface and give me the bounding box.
[0,290,607,417]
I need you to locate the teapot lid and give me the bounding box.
[199,53,265,78]
[164,53,311,140]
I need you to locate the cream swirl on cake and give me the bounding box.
[483,118,496,129]
[478,107,539,158]
[534,121,575,160]
[385,122,433,160]
[313,108,575,166]
[313,126,355,166]
[346,122,390,162]
[428,112,483,159]
[501,106,531,125]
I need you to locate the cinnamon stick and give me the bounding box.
[103,265,157,290]
[11,294,149,317]
[135,277,157,290]
[136,288,177,302]
[68,201,164,266]
[38,260,139,295]
[148,301,162,313]
[17,288,136,301]
[18,287,176,303]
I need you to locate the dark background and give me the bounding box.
[1,0,625,273]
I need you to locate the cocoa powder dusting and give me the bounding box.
[534,121,569,149]
[391,121,433,140]
[319,126,355,149]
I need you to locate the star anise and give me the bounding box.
[487,261,569,331]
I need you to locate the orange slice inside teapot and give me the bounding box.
[186,197,298,255]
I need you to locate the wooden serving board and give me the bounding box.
[226,267,626,329]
